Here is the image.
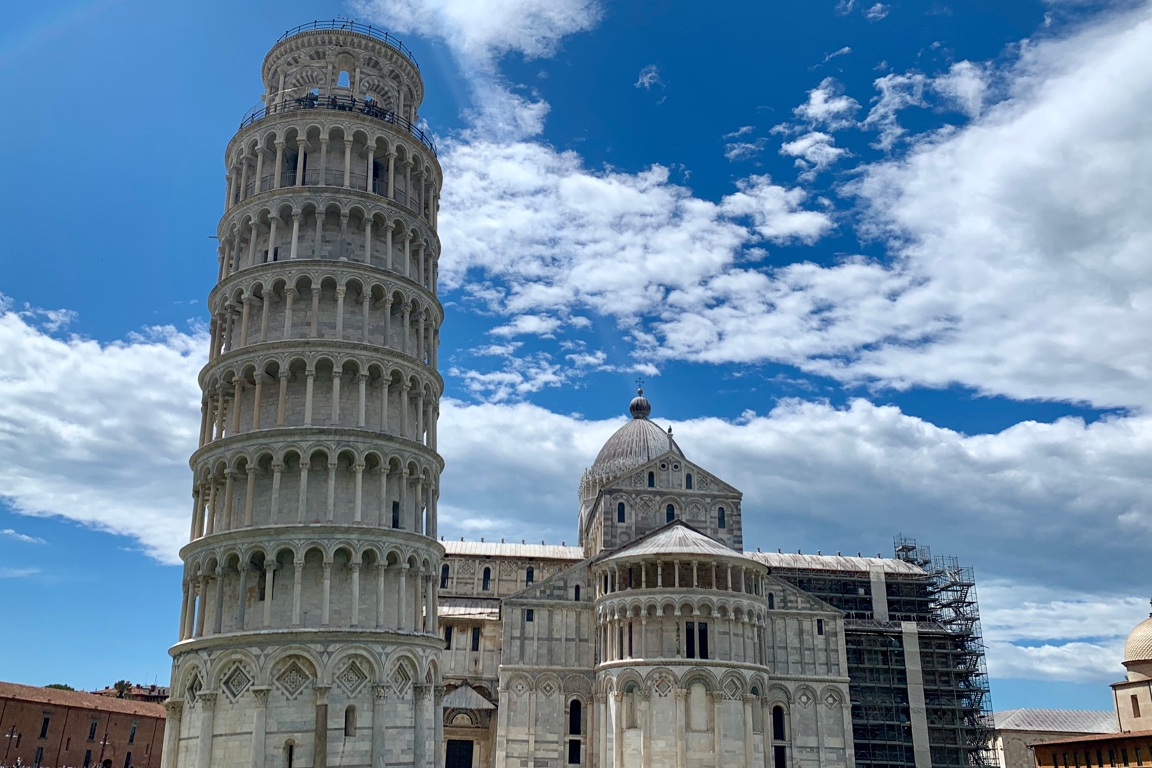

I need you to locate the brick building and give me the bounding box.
[0,682,165,768]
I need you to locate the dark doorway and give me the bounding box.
[446,740,474,768]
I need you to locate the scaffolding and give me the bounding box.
[894,536,997,768]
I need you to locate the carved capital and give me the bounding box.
[313,685,331,705]
[252,687,271,706]
[198,692,218,710]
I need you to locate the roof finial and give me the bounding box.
[629,384,651,419]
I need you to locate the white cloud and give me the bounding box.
[634,64,662,90]
[357,0,601,140]
[354,0,601,65]
[438,140,831,323]
[489,314,563,337]
[724,138,769,162]
[2,301,1150,682]
[0,528,46,544]
[0,567,40,579]
[790,77,861,130]
[779,131,850,178]
[864,3,891,20]
[0,300,204,565]
[823,46,852,63]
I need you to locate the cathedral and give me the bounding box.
[160,20,993,768]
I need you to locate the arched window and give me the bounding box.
[574,585,581,601]
[482,567,491,591]
[772,706,786,741]
[337,70,351,88]
[285,742,295,768]
[718,507,726,529]
[526,566,534,586]
[440,564,449,589]
[647,472,655,488]
[344,706,356,737]
[768,593,775,610]
[569,700,582,735]
[666,504,675,523]
[685,473,693,489]
[617,502,626,523]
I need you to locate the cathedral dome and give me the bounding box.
[1124,607,1152,665]
[588,388,684,479]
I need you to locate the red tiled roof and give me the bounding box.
[1035,730,1152,746]
[0,682,165,718]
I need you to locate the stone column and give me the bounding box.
[222,469,236,531]
[244,466,257,526]
[251,688,269,768]
[397,564,408,631]
[326,461,338,521]
[290,213,301,260]
[273,141,285,189]
[354,462,365,523]
[342,140,352,187]
[283,287,295,339]
[292,557,304,626]
[639,690,652,768]
[331,370,342,424]
[178,581,191,640]
[315,210,324,257]
[743,695,756,768]
[263,561,277,628]
[319,138,329,186]
[195,692,216,768]
[313,686,331,768]
[613,692,624,768]
[376,562,387,628]
[358,375,368,427]
[434,686,445,768]
[212,568,225,634]
[413,684,428,768]
[350,561,362,627]
[252,375,264,430]
[295,139,306,187]
[760,699,771,768]
[387,152,396,199]
[712,692,724,768]
[364,217,373,264]
[674,689,687,768]
[310,287,321,338]
[237,563,249,629]
[254,147,265,193]
[371,685,388,768]
[160,700,182,768]
[298,460,311,522]
[270,461,283,520]
[277,373,289,426]
[304,370,316,425]
[321,561,333,626]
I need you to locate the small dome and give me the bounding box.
[1125,609,1152,665]
[588,389,684,478]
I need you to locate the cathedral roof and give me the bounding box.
[994,709,1116,734]
[588,388,684,479]
[442,684,496,711]
[600,521,750,564]
[1124,606,1152,665]
[442,540,584,560]
[743,551,926,575]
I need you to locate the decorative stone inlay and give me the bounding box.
[539,680,557,698]
[187,674,202,704]
[223,665,253,699]
[336,660,369,696]
[723,678,742,701]
[276,661,311,699]
[797,691,813,708]
[391,665,412,698]
[824,692,840,708]
[652,677,673,698]
[511,679,529,696]
[633,473,644,487]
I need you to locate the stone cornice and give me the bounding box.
[169,626,445,659]
[179,522,445,560]
[189,425,443,471]
[199,337,444,389]
[216,185,441,250]
[207,259,442,319]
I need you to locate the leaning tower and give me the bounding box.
[162,21,445,768]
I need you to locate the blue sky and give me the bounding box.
[2,0,1152,712]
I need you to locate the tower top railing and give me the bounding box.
[239,95,437,156]
[275,20,419,70]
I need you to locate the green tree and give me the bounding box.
[45,684,74,691]
[113,680,131,698]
